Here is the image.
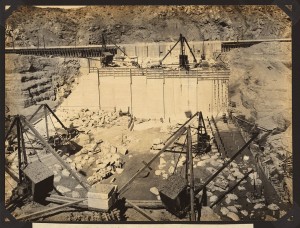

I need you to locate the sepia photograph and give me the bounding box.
[4,4,293,223]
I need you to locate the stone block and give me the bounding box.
[118,146,128,155]
[87,184,117,211]
[88,183,117,200]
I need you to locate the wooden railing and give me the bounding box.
[92,68,230,79]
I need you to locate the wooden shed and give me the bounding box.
[23,161,54,202]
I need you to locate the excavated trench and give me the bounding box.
[4,40,292,221]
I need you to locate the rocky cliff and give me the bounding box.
[5,54,82,116]
[5,5,291,47]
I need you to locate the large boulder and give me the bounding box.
[57,185,71,194]
[227,212,240,221]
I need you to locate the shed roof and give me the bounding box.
[158,175,187,200]
[23,161,54,184]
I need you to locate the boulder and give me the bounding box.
[62,169,70,177]
[211,154,219,160]
[265,215,277,221]
[254,203,265,209]
[207,191,213,197]
[225,193,238,204]
[75,184,83,189]
[118,146,128,155]
[220,207,229,215]
[207,167,217,174]
[233,171,244,179]
[249,172,258,180]
[81,149,88,154]
[241,210,248,216]
[210,160,222,167]
[238,186,246,191]
[230,162,238,168]
[268,203,280,211]
[116,168,124,174]
[160,157,166,166]
[210,195,218,203]
[76,164,83,171]
[197,160,207,167]
[70,163,76,170]
[54,175,61,183]
[227,212,240,221]
[110,146,117,154]
[155,170,162,176]
[74,156,82,163]
[57,185,71,194]
[88,157,96,164]
[168,166,175,174]
[228,206,238,213]
[72,191,81,198]
[54,164,63,171]
[201,154,210,160]
[227,174,236,181]
[150,187,159,195]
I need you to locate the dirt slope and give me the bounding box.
[226,41,291,131]
[225,41,292,161]
[6,5,291,47]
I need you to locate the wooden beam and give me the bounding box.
[21,116,89,190]
[125,199,155,221]
[195,133,258,196]
[125,200,164,209]
[210,169,254,208]
[118,112,199,195]
[16,199,84,221]
[187,127,195,221]
[118,126,187,195]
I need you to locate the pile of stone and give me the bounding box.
[56,108,121,132]
[54,139,128,186]
[85,142,127,185]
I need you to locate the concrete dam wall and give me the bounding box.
[118,41,222,64]
[62,68,229,121]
